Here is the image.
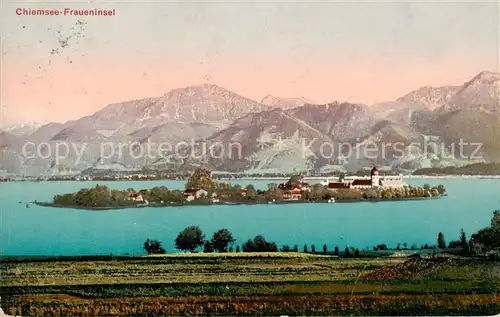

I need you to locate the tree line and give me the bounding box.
[144,210,500,258]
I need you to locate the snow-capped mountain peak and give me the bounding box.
[1,120,49,136]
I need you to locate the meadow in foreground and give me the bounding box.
[1,253,499,316]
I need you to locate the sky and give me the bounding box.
[1,0,498,126]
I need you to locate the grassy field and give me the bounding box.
[1,253,499,316]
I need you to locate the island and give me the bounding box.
[34,167,447,210]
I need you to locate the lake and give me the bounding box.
[1,179,499,256]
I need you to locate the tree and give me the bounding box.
[220,184,245,201]
[423,183,430,190]
[354,249,360,257]
[308,184,326,200]
[245,184,258,200]
[175,226,205,252]
[374,244,388,251]
[293,244,299,252]
[148,186,170,203]
[472,227,500,250]
[448,240,461,248]
[430,188,440,197]
[71,186,114,207]
[460,229,467,248]
[468,239,475,254]
[437,232,446,249]
[210,228,236,252]
[165,190,186,203]
[468,211,500,256]
[186,168,216,190]
[364,188,378,199]
[492,210,500,231]
[323,244,328,254]
[265,188,283,201]
[303,244,308,253]
[267,183,278,190]
[203,240,214,253]
[242,239,256,252]
[242,235,277,252]
[437,184,446,195]
[236,245,241,253]
[143,239,166,254]
[311,244,316,253]
[344,247,350,257]
[280,245,291,252]
[286,174,302,187]
[334,246,339,256]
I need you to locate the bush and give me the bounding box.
[175,226,205,252]
[143,239,166,254]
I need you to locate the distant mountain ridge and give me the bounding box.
[397,86,461,110]
[445,71,500,113]
[0,121,48,137]
[261,95,316,110]
[1,71,499,175]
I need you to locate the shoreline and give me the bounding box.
[34,196,441,211]
[2,175,500,182]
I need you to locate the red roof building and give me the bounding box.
[327,182,351,189]
[283,188,303,200]
[351,179,372,187]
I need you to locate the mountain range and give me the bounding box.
[1,71,499,176]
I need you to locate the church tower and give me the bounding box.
[370,167,380,187]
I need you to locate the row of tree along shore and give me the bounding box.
[47,168,446,209]
[144,210,500,259]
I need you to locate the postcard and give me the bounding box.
[1,0,499,316]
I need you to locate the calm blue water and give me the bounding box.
[1,179,499,256]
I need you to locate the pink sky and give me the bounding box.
[1,1,498,125]
[2,53,496,125]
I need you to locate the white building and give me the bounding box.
[184,189,209,201]
[324,167,407,190]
